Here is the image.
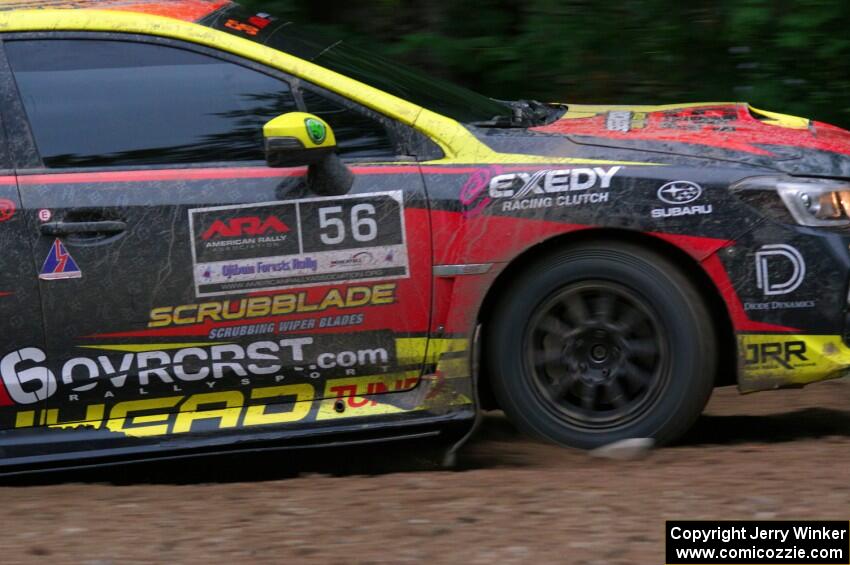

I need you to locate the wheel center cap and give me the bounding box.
[589,343,609,363]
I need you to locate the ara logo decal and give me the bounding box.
[755,244,806,297]
[202,216,290,240]
[39,239,82,281]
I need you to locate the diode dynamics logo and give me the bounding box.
[755,244,805,297]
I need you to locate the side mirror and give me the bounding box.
[263,112,337,168]
[263,112,354,196]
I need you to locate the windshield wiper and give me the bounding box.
[469,115,518,128]
[512,99,566,126]
[470,99,566,128]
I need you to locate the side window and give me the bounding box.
[301,89,397,159]
[5,39,298,168]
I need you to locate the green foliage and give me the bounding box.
[244,0,850,127]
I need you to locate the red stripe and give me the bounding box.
[700,253,798,333]
[650,233,798,332]
[418,165,565,175]
[102,0,231,22]
[649,231,734,261]
[14,164,563,186]
[18,167,307,186]
[0,292,13,298]
[15,165,425,185]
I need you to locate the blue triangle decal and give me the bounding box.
[39,238,82,280]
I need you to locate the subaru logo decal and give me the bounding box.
[657,181,703,205]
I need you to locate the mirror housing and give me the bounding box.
[263,112,337,168]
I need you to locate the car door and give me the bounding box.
[0,95,50,431]
[3,35,432,436]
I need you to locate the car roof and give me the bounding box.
[0,0,233,22]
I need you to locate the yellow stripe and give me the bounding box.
[395,337,469,365]
[748,106,810,129]
[559,102,734,119]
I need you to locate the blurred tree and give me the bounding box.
[244,0,850,127]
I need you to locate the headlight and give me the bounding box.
[732,176,850,227]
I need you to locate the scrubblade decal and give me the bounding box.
[148,284,397,328]
[206,314,366,340]
[189,191,409,297]
[0,333,405,405]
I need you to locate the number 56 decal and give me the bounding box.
[188,192,409,297]
[318,204,378,245]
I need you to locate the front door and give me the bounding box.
[5,35,432,437]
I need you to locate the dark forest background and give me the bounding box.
[244,0,850,128]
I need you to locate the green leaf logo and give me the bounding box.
[305,118,327,144]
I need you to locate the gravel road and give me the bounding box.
[1,379,848,564]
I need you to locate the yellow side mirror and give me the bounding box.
[263,112,337,167]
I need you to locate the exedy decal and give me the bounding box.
[488,166,622,212]
[489,167,622,199]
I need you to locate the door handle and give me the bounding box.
[40,221,127,236]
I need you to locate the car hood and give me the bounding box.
[530,103,850,177]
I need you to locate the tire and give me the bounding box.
[487,241,716,449]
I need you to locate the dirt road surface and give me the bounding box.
[0,379,848,564]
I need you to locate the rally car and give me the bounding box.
[0,0,848,472]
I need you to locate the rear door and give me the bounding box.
[4,34,432,437]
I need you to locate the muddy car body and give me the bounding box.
[0,0,848,471]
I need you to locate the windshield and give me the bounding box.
[200,5,516,124]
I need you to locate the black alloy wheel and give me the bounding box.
[487,242,716,449]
